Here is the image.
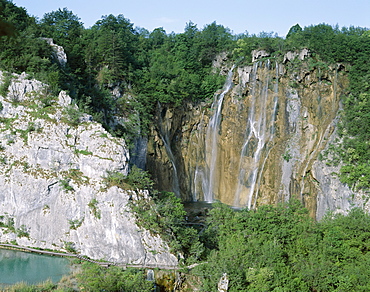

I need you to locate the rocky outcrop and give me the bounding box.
[0,71,177,266]
[147,51,361,219]
[41,38,67,66]
[283,48,310,63]
[252,49,270,62]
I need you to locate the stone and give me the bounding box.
[147,51,355,219]
[283,51,298,63]
[0,71,177,266]
[284,49,310,63]
[218,273,229,292]
[41,38,67,66]
[252,49,270,62]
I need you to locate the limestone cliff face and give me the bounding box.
[0,71,177,266]
[147,52,361,219]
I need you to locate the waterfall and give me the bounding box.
[157,104,181,197]
[201,66,235,202]
[160,133,181,197]
[252,61,279,208]
[234,60,279,208]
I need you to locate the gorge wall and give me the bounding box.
[147,51,366,219]
[0,71,177,266]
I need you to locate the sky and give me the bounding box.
[12,0,370,37]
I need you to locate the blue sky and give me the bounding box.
[13,0,370,37]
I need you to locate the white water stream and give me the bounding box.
[234,60,279,208]
[202,66,235,202]
[157,104,181,197]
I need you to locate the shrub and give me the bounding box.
[63,104,82,127]
[16,224,29,238]
[77,263,152,292]
[59,178,74,192]
[68,218,84,230]
[64,241,76,253]
[88,198,101,219]
[103,165,154,191]
[0,72,12,97]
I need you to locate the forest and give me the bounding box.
[1,0,370,290]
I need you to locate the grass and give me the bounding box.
[0,72,12,97]
[59,178,74,192]
[74,148,93,156]
[60,169,89,186]
[88,198,101,219]
[68,218,84,230]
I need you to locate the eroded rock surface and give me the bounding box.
[0,71,177,266]
[147,51,360,219]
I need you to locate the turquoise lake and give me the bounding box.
[0,249,71,286]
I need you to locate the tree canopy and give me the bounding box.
[195,201,370,291]
[0,0,369,193]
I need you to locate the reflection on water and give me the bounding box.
[0,249,71,286]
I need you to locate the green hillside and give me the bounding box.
[1,0,370,290]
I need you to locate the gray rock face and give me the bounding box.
[252,49,270,62]
[313,127,370,220]
[283,49,310,63]
[41,38,68,66]
[0,71,177,266]
[147,56,356,219]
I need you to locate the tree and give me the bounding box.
[88,14,138,83]
[286,23,302,39]
[77,263,153,292]
[39,8,83,50]
[149,27,167,48]
[0,16,16,37]
[197,21,233,65]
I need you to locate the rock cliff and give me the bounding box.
[0,71,177,266]
[147,51,366,219]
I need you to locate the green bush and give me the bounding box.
[88,198,101,219]
[77,263,152,292]
[59,178,74,192]
[6,280,57,292]
[62,105,82,127]
[68,218,84,230]
[104,165,154,191]
[64,241,76,253]
[195,201,370,291]
[0,72,12,97]
[16,224,29,238]
[130,192,204,263]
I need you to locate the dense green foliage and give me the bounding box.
[76,263,152,291]
[0,0,230,135]
[195,201,370,291]
[131,191,204,263]
[2,1,370,289]
[1,0,369,190]
[6,202,370,291]
[103,165,155,191]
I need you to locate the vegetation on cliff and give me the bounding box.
[194,201,370,291]
[5,200,370,291]
[1,0,370,290]
[1,0,369,192]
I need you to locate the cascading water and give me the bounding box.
[157,104,181,197]
[196,66,235,202]
[160,134,181,197]
[234,60,279,208]
[149,50,347,218]
[252,61,279,208]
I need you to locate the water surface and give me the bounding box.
[0,249,71,286]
